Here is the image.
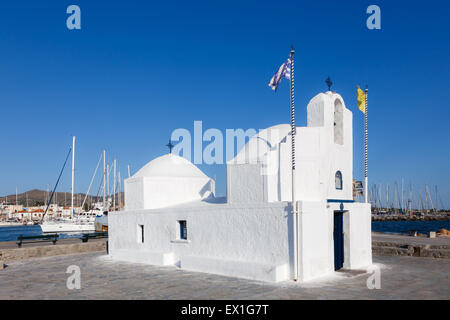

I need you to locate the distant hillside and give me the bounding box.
[0,189,124,207]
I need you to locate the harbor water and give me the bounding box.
[0,225,89,242]
[0,220,449,242]
[371,220,450,235]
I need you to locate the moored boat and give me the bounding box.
[94,212,108,232]
[40,221,95,233]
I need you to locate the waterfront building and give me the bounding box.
[108,90,373,282]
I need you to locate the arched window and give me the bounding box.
[335,171,343,190]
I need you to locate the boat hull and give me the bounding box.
[40,223,95,233]
[94,215,108,232]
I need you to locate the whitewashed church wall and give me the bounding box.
[326,107,353,201]
[307,94,326,127]
[342,202,373,269]
[125,176,213,210]
[124,177,145,211]
[108,202,294,282]
[297,201,334,281]
[293,127,323,201]
[226,164,265,203]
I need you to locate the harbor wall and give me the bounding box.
[0,239,107,265]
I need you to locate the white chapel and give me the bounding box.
[108,90,373,282]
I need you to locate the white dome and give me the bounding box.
[133,154,208,179]
[227,124,291,164]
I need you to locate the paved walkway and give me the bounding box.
[0,252,449,299]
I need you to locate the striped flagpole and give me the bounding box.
[289,46,299,281]
[364,86,369,203]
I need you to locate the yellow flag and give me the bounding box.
[356,86,365,113]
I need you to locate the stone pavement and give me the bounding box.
[0,252,448,299]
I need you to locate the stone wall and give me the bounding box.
[0,240,107,266]
[372,241,450,259]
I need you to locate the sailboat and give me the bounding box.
[40,136,95,233]
[94,150,110,232]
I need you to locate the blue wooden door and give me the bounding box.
[333,211,344,270]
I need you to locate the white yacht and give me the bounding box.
[40,220,95,233]
[40,208,102,233]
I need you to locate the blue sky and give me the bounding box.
[0,1,449,208]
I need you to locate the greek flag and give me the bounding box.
[268,57,291,91]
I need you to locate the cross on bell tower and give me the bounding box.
[326,76,333,91]
[166,140,174,154]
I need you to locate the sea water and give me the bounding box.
[0,225,86,242]
[372,220,450,235]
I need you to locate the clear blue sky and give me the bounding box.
[0,1,449,208]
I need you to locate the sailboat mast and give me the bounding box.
[113,159,116,211]
[409,183,413,214]
[384,183,387,210]
[435,185,438,211]
[71,136,75,216]
[394,182,398,213]
[103,149,106,210]
[427,185,434,211]
[418,190,423,212]
[378,184,381,210]
[107,164,110,210]
[118,171,122,210]
[401,178,404,213]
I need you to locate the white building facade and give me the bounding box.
[109,91,372,282]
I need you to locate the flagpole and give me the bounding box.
[364,86,368,203]
[289,46,298,281]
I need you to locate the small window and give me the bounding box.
[178,220,187,240]
[335,171,343,190]
[137,224,144,243]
